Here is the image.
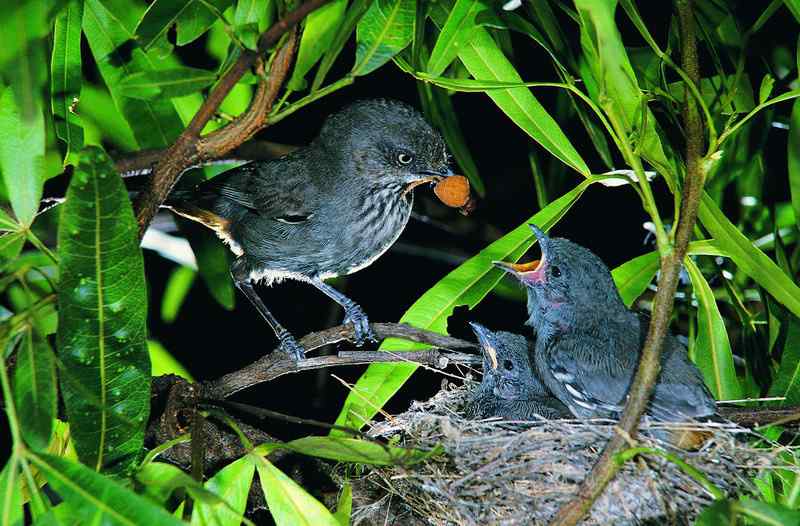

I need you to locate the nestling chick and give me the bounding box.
[465,322,570,421]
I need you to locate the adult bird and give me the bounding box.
[465,322,570,421]
[165,99,452,359]
[493,225,716,424]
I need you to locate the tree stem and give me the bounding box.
[550,1,706,523]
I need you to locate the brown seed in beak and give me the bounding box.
[434,175,471,207]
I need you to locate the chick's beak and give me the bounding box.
[492,224,549,285]
[469,322,498,370]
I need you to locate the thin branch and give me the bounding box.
[204,322,478,399]
[550,2,706,524]
[132,0,332,238]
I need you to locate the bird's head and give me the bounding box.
[317,99,451,195]
[469,322,537,401]
[493,225,626,338]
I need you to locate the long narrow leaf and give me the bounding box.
[353,0,415,76]
[789,99,800,231]
[57,147,150,473]
[430,3,590,178]
[13,331,57,451]
[191,456,254,526]
[51,0,84,158]
[426,0,488,77]
[83,0,184,149]
[698,194,800,319]
[252,454,339,526]
[27,453,183,526]
[0,86,44,226]
[289,0,347,89]
[685,259,742,400]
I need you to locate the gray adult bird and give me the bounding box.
[493,225,716,424]
[465,322,570,420]
[165,99,452,359]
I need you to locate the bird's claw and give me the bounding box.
[343,304,377,346]
[278,333,306,361]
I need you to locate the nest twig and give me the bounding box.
[340,384,791,525]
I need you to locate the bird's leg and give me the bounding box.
[234,280,305,360]
[310,279,377,346]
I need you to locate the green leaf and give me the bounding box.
[685,259,742,400]
[148,341,193,380]
[13,331,57,451]
[259,437,436,466]
[697,498,800,526]
[429,3,591,178]
[56,147,150,474]
[611,251,658,307]
[786,0,800,23]
[51,0,84,158]
[426,0,488,77]
[0,85,45,226]
[312,0,371,89]
[27,452,184,526]
[118,67,217,100]
[190,456,255,526]
[134,0,192,50]
[0,458,23,526]
[161,266,196,323]
[176,0,233,46]
[768,320,800,405]
[83,0,184,149]
[233,0,273,50]
[333,177,600,432]
[698,194,800,319]
[790,99,800,231]
[252,454,339,526]
[759,74,776,104]
[354,0,416,76]
[572,0,675,181]
[333,484,351,526]
[289,0,347,90]
[137,462,226,506]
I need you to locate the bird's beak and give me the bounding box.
[493,224,549,285]
[469,321,498,370]
[402,168,453,194]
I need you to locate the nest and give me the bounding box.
[341,382,781,525]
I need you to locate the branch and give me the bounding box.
[204,322,479,399]
[550,2,706,524]
[132,0,332,238]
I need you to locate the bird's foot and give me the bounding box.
[277,332,305,361]
[342,303,377,346]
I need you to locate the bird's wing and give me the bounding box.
[547,331,637,416]
[649,337,717,419]
[197,161,317,223]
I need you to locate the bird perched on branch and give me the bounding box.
[493,225,716,425]
[465,322,570,420]
[165,99,452,359]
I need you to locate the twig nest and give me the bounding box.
[434,175,473,214]
[340,384,769,525]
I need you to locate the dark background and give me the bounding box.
[140,3,795,440]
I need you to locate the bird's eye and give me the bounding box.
[503,359,513,371]
[551,265,561,278]
[397,152,414,165]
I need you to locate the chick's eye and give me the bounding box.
[551,265,561,278]
[397,152,414,165]
[503,359,513,371]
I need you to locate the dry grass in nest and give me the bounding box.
[340,382,787,525]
